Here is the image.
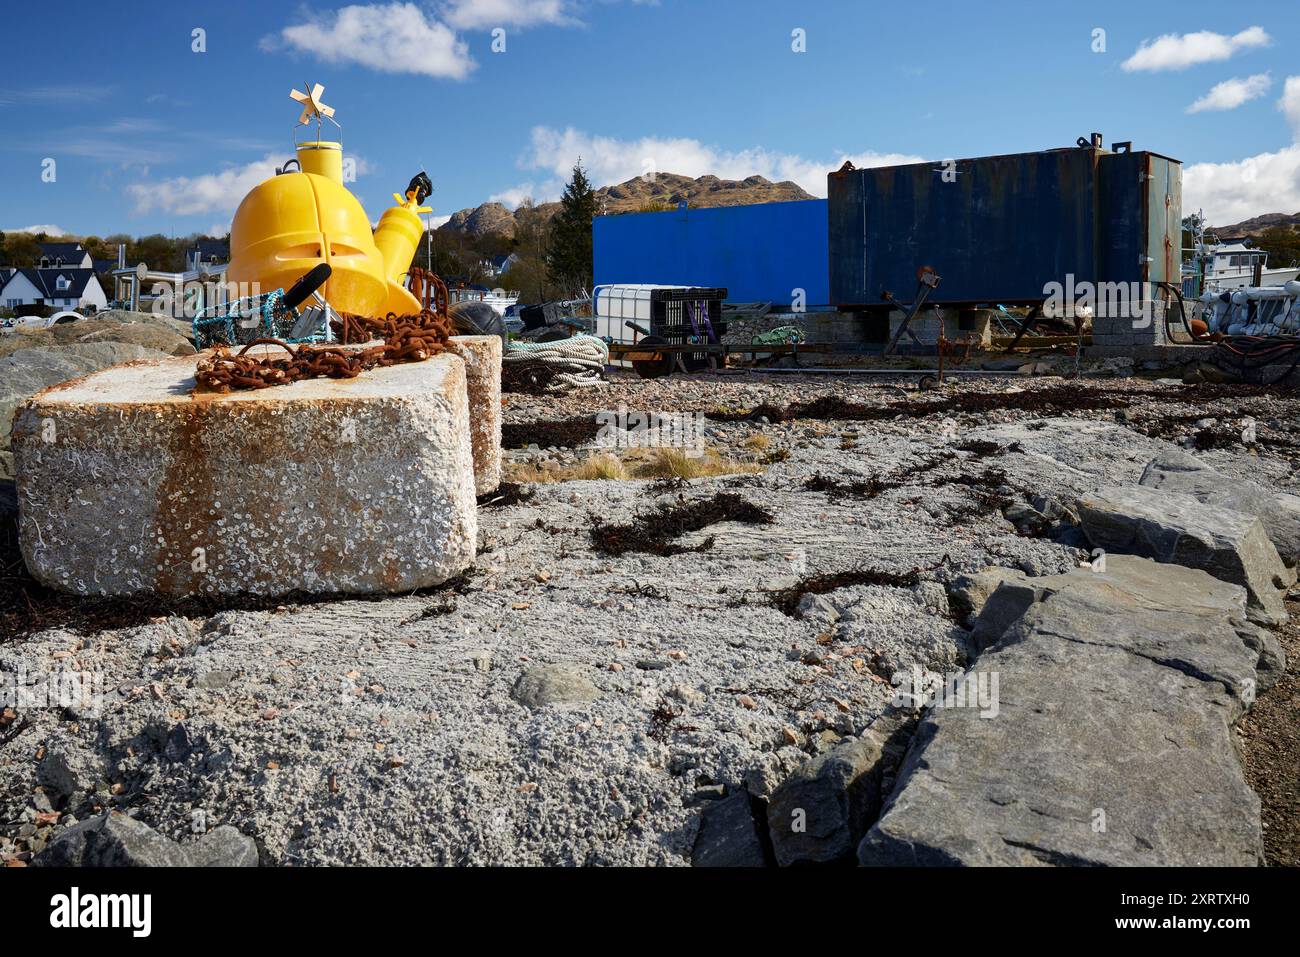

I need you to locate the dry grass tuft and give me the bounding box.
[503,447,761,484]
[635,448,762,480]
[572,454,629,481]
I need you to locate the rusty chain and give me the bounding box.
[194,268,453,393]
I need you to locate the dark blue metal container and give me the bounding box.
[827,144,1181,307]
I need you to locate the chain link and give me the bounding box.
[195,268,453,393]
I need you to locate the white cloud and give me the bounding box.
[1122,26,1269,72]
[427,214,452,229]
[1184,78,1300,224]
[127,155,282,217]
[489,182,550,209]
[441,0,572,30]
[515,126,923,199]
[125,152,375,220]
[1281,76,1300,135]
[267,3,474,79]
[1184,145,1300,225]
[206,223,230,238]
[1186,73,1271,113]
[4,224,67,236]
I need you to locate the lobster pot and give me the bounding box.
[193,290,330,350]
[593,284,727,369]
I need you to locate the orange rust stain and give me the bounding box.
[154,401,215,595]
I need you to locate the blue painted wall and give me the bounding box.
[593,199,829,306]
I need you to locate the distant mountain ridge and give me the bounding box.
[438,172,816,239]
[1211,211,1300,238]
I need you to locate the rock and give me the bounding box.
[691,793,767,867]
[795,592,840,623]
[766,731,890,866]
[37,736,104,799]
[1139,449,1300,571]
[33,812,191,867]
[1003,501,1050,536]
[1,343,171,458]
[188,825,259,867]
[1077,485,1289,626]
[950,566,1028,632]
[12,351,478,597]
[859,556,1273,867]
[33,812,258,867]
[510,663,601,709]
[1031,494,1080,525]
[162,722,193,763]
[87,311,196,344]
[667,684,705,707]
[1183,362,1240,385]
[448,335,502,495]
[685,784,727,806]
[69,321,196,357]
[909,580,950,618]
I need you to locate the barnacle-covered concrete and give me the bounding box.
[11,351,477,598]
[449,335,502,494]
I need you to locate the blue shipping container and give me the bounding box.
[827,147,1181,307]
[593,199,829,306]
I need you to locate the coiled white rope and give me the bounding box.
[503,334,609,392]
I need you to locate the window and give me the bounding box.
[56,276,70,291]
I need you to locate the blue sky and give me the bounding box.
[2,0,1298,239]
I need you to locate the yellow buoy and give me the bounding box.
[226,84,427,318]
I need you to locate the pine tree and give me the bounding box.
[546,159,598,296]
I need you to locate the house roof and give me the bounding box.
[190,238,230,260]
[37,242,88,264]
[10,267,98,299]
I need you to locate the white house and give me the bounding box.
[1,267,108,312]
[480,252,520,278]
[36,241,93,269]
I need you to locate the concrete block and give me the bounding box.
[448,335,502,495]
[12,352,477,597]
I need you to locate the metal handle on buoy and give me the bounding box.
[282,263,333,312]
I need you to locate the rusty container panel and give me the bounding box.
[828,147,1180,308]
[1098,151,1182,288]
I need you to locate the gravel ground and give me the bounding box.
[2,369,1297,865]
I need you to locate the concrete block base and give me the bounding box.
[449,335,502,495]
[12,351,478,597]
[887,307,986,347]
